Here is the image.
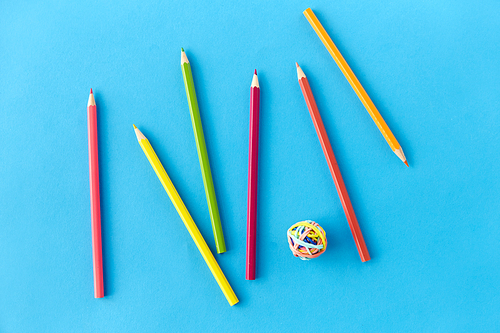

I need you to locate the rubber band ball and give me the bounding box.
[287,220,327,260]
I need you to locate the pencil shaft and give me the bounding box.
[136,133,238,306]
[181,55,226,253]
[246,78,260,280]
[298,74,370,262]
[303,8,407,164]
[87,101,104,298]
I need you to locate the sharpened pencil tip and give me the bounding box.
[254,69,257,75]
[133,124,137,129]
[87,90,96,106]
[296,64,306,80]
[181,48,189,64]
[404,161,409,167]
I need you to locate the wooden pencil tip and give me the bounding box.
[87,91,96,106]
[251,71,259,88]
[404,161,409,167]
[296,64,306,80]
[181,49,189,64]
[296,62,299,68]
[133,124,137,129]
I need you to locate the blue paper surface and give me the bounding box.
[1,0,499,332]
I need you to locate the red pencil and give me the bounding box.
[87,89,104,297]
[296,64,370,262]
[246,69,260,280]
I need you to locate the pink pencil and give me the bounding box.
[246,70,260,280]
[87,89,104,298]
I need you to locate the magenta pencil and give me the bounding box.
[87,89,104,298]
[246,70,260,280]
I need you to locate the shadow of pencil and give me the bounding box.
[94,91,114,297]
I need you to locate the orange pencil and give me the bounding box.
[296,63,370,262]
[303,8,408,166]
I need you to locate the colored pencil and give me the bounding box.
[303,8,408,167]
[296,64,370,262]
[181,48,226,254]
[246,69,260,280]
[87,89,104,298]
[133,125,238,306]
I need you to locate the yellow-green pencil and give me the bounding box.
[181,48,226,253]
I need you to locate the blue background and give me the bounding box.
[1,0,499,332]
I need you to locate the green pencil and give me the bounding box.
[181,48,226,254]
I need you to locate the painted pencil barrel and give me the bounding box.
[87,104,104,298]
[303,8,404,157]
[181,54,226,253]
[138,137,238,306]
[246,82,260,280]
[297,70,370,262]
